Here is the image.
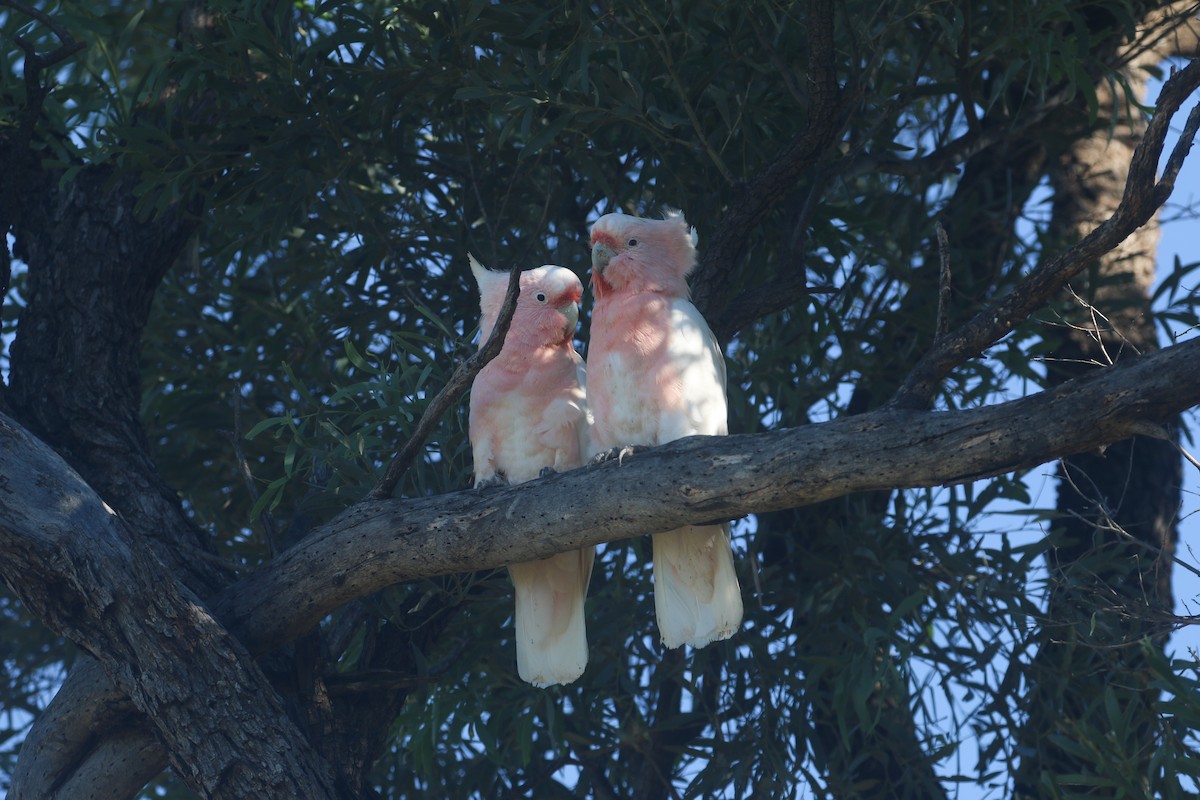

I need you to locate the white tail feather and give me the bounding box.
[653,524,743,649]
[509,547,595,687]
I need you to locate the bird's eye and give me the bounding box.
[628,238,638,247]
[535,292,547,303]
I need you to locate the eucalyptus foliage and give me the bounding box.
[3,1,1200,798]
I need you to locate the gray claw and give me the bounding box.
[590,445,644,466]
[538,466,558,479]
[474,471,508,490]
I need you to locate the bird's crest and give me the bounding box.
[469,253,511,344]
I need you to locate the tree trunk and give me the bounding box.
[1013,50,1183,797]
[0,413,346,799]
[0,11,378,793]
[4,4,1200,798]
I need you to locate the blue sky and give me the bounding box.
[1156,86,1200,665]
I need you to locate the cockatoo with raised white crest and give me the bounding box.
[467,254,594,687]
[587,210,743,649]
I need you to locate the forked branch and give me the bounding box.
[889,58,1200,410]
[1,0,86,146]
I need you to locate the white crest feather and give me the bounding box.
[468,253,511,345]
[662,207,698,248]
[468,253,494,291]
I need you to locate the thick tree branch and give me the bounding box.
[705,10,1200,345]
[203,332,1200,653]
[7,327,1198,691]
[0,420,343,800]
[890,58,1200,409]
[6,333,1195,678]
[9,659,159,800]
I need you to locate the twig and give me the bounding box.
[365,263,524,501]
[1181,443,1200,474]
[1128,420,1200,475]
[229,392,280,555]
[934,221,952,339]
[323,669,434,694]
[1065,506,1200,582]
[844,83,1077,181]
[2,0,81,47]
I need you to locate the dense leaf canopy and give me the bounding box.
[3,1,1200,798]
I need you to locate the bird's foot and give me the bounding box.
[538,466,558,479]
[590,445,647,466]
[474,471,508,490]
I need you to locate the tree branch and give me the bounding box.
[9,659,160,800]
[0,419,343,800]
[1,0,86,147]
[934,220,952,338]
[200,332,1200,654]
[889,58,1200,409]
[6,332,1198,687]
[845,84,1075,180]
[708,168,834,342]
[5,238,1200,800]
[7,330,1196,677]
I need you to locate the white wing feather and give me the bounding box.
[652,299,742,648]
[658,299,727,441]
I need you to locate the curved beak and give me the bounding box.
[559,299,579,335]
[591,242,614,275]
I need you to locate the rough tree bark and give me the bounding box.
[620,1,848,792]
[784,62,1057,800]
[752,10,1200,796]
[0,416,346,799]
[0,97,357,800]
[1,330,1197,659]
[2,290,1200,796]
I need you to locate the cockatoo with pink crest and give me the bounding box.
[587,210,743,649]
[468,254,594,687]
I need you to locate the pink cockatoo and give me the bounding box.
[468,254,594,687]
[586,211,743,649]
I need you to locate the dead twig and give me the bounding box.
[366,263,524,501]
[934,221,952,339]
[2,0,87,146]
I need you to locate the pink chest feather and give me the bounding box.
[474,345,576,406]
[588,293,684,445]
